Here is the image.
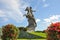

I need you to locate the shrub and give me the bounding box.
[2,24,19,40]
[46,22,60,40]
[19,27,27,31]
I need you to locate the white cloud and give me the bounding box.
[0,0,29,23]
[36,19,41,23]
[50,15,59,20]
[43,4,49,7]
[3,18,9,22]
[42,15,60,30]
[0,10,6,17]
[0,10,9,22]
[42,0,46,2]
[44,15,60,23]
[0,10,4,13]
[44,19,51,22]
[42,0,49,8]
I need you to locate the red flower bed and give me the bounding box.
[46,22,60,40]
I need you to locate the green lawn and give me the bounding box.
[29,32,46,38]
[17,39,46,40]
[0,39,46,40]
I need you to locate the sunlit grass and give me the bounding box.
[0,39,46,40]
[29,32,46,38]
[17,39,46,40]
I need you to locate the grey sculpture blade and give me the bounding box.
[24,7,37,32]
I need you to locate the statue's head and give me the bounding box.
[30,7,32,9]
[25,7,32,11]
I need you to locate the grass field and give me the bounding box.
[0,39,46,40]
[17,39,46,40]
[29,32,46,38]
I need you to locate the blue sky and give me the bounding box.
[0,0,60,31]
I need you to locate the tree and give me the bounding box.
[2,24,19,40]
